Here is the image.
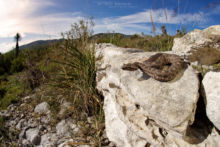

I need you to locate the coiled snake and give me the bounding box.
[122,53,185,82]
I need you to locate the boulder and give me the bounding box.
[96,43,220,147]
[172,25,220,65]
[202,71,220,130]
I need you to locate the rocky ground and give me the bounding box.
[0,92,115,147]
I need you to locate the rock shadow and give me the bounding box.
[184,74,213,144]
[138,73,151,81]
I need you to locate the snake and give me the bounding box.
[122,53,185,82]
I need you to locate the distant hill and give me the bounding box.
[19,33,129,50]
[20,39,63,50]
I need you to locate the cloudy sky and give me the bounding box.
[0,0,220,53]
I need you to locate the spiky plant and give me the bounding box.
[14,33,21,57]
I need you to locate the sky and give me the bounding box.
[0,0,220,53]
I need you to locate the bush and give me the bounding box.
[56,18,103,117]
[0,67,5,75]
[0,87,6,99]
[10,57,24,73]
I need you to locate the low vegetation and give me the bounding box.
[95,33,175,51]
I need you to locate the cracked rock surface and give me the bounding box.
[96,43,220,147]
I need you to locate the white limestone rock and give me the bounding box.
[202,71,220,130]
[172,25,220,65]
[26,128,41,145]
[40,133,58,147]
[56,119,79,137]
[95,43,200,146]
[58,101,71,117]
[34,102,50,115]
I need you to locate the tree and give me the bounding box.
[161,25,167,36]
[15,33,21,57]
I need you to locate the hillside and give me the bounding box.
[20,39,64,50]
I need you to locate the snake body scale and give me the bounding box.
[122,53,185,82]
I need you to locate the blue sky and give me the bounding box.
[0,0,220,53]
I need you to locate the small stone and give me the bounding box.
[26,128,41,145]
[87,116,94,124]
[40,115,51,124]
[102,130,107,139]
[20,114,24,118]
[19,129,26,139]
[102,137,110,146]
[23,96,33,103]
[27,119,37,128]
[22,139,31,146]
[0,110,10,120]
[16,119,26,130]
[34,102,50,115]
[78,145,90,147]
[41,133,57,147]
[58,101,71,117]
[108,142,116,147]
[56,120,70,137]
[39,125,46,131]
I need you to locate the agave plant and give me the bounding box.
[14,33,21,57]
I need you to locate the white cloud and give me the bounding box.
[0,0,84,52]
[0,0,56,37]
[94,22,153,35]
[94,8,207,35]
[107,9,206,25]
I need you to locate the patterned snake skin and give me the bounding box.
[122,53,185,82]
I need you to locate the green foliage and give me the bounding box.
[96,34,174,52]
[131,34,140,39]
[0,67,4,75]
[10,57,24,73]
[0,87,6,99]
[192,65,209,77]
[0,115,8,145]
[0,74,30,110]
[56,19,103,117]
[146,35,174,51]
[213,63,220,71]
[96,33,123,46]
[0,51,14,74]
[0,50,24,75]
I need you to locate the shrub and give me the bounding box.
[0,67,5,75]
[10,57,24,73]
[0,87,6,99]
[56,18,103,118]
